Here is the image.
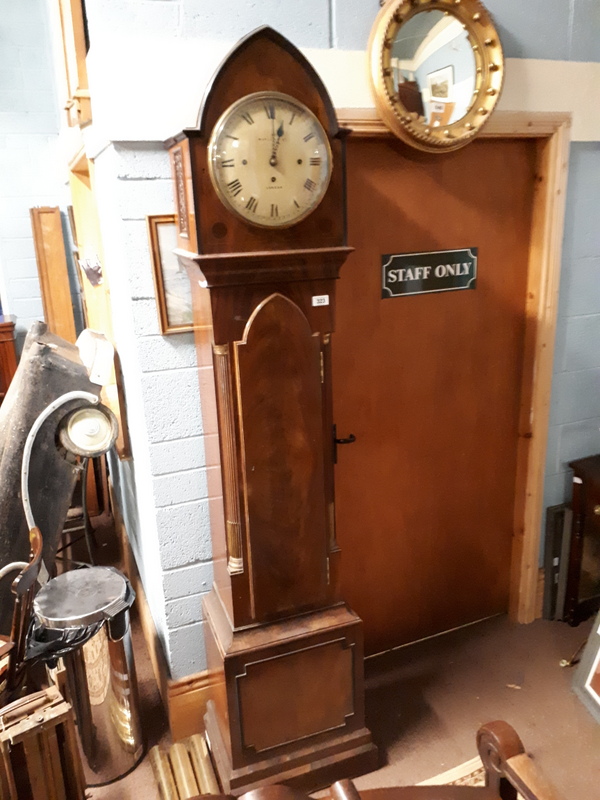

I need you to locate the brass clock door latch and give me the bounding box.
[333,424,356,464]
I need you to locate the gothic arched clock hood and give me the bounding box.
[197,27,341,138]
[165,25,348,257]
[165,27,377,794]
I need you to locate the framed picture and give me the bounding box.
[427,65,454,102]
[147,214,193,334]
[573,609,600,724]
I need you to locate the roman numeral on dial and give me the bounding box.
[227,179,243,196]
[303,132,315,142]
[310,157,321,166]
[271,204,279,218]
[304,178,316,192]
[245,196,258,213]
[264,104,275,119]
[240,112,254,125]
[221,159,234,168]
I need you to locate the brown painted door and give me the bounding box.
[333,136,537,655]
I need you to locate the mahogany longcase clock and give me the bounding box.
[166,27,377,794]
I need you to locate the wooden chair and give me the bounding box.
[190,721,563,800]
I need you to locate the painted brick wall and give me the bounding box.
[333,0,600,59]
[85,0,334,46]
[0,0,65,345]
[91,141,213,678]
[543,141,600,512]
[83,0,600,60]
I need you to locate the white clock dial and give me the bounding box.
[207,91,333,228]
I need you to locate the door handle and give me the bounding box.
[333,424,356,464]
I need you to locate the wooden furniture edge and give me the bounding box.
[0,317,17,405]
[29,205,77,344]
[536,567,545,620]
[504,752,565,800]
[57,0,91,126]
[342,108,570,627]
[336,109,572,139]
[510,115,571,623]
[476,720,564,800]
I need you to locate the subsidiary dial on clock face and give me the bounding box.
[208,92,333,228]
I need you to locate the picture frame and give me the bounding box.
[427,65,454,102]
[573,609,600,724]
[147,214,193,334]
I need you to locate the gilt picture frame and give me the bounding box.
[573,609,600,724]
[427,65,454,102]
[147,214,193,334]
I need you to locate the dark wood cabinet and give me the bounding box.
[0,317,17,405]
[565,455,600,626]
[166,27,376,795]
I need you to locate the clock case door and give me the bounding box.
[165,27,376,792]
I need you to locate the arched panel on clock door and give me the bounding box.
[234,293,329,622]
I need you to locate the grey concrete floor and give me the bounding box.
[90,614,599,799]
[357,615,599,798]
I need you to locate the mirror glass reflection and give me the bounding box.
[391,10,476,126]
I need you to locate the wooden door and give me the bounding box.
[333,136,537,655]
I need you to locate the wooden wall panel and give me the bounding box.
[30,206,77,344]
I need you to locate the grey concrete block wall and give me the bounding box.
[83,0,600,61]
[85,0,333,46]
[543,143,600,523]
[0,0,64,344]
[98,141,213,679]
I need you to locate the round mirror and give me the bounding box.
[369,0,504,152]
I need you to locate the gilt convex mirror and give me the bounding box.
[369,0,504,152]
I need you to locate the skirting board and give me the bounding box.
[127,549,213,739]
[168,670,215,742]
[113,484,214,742]
[536,567,545,620]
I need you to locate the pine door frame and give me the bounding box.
[336,110,571,624]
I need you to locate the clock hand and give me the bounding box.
[269,121,285,167]
[270,115,277,166]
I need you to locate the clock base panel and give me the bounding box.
[205,701,377,796]
[202,592,378,794]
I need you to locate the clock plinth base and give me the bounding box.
[205,703,377,796]
[203,593,378,795]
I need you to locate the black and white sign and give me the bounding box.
[382,248,477,299]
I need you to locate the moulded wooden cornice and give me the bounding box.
[175,246,354,288]
[337,109,572,139]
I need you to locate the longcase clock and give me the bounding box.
[166,27,377,794]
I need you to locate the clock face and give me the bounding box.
[208,91,333,228]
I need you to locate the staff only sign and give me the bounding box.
[382,248,478,298]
